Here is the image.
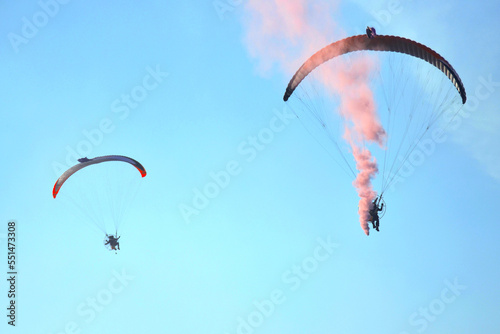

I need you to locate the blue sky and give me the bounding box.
[1,1,499,333]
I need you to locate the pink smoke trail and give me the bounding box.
[243,0,385,235]
[321,59,386,235]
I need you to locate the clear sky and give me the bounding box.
[1,1,499,333]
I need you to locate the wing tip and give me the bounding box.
[136,167,147,178]
[283,88,292,101]
[52,183,59,198]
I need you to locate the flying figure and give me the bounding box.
[366,26,377,39]
[369,197,384,232]
[78,157,90,163]
[105,234,121,251]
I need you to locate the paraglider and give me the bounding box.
[366,26,376,39]
[104,234,121,252]
[283,30,466,235]
[53,155,146,250]
[368,197,384,232]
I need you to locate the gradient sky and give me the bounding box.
[1,1,499,333]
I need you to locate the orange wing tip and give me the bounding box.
[135,167,147,177]
[53,183,59,198]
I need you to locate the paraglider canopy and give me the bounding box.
[53,155,147,236]
[283,34,466,104]
[53,155,147,198]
